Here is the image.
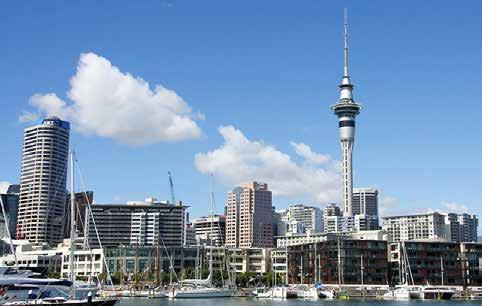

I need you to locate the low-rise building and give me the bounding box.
[287,238,388,285]
[227,248,271,275]
[0,239,61,274]
[270,248,287,283]
[388,241,482,286]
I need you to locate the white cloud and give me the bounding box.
[194,126,342,203]
[18,111,39,123]
[22,53,203,145]
[0,181,10,194]
[290,142,333,165]
[442,201,470,214]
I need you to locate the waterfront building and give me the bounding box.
[0,239,62,274]
[17,117,70,246]
[225,182,273,248]
[331,13,362,217]
[460,243,482,286]
[270,248,288,283]
[0,184,20,239]
[287,238,388,285]
[227,247,271,275]
[59,240,104,279]
[277,232,326,248]
[192,214,226,246]
[388,241,482,286]
[276,229,388,248]
[85,198,188,247]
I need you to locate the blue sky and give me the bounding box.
[1,1,481,227]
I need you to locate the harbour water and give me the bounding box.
[118,298,482,306]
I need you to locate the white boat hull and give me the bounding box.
[383,288,410,300]
[169,288,233,298]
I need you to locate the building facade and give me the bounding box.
[382,212,448,242]
[227,247,271,275]
[64,191,94,239]
[192,215,226,246]
[383,212,478,243]
[0,185,20,239]
[456,213,478,242]
[287,238,388,285]
[352,188,378,217]
[85,198,187,248]
[17,117,70,246]
[284,204,323,234]
[388,241,482,286]
[226,182,273,248]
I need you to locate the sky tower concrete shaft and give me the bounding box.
[331,9,362,217]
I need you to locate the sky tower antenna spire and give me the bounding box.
[344,8,349,77]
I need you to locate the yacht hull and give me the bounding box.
[169,288,233,298]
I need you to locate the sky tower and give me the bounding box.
[331,9,362,217]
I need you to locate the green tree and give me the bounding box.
[47,269,61,279]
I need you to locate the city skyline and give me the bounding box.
[1,2,482,230]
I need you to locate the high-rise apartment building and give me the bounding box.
[382,212,448,242]
[85,198,187,247]
[192,214,226,246]
[383,212,479,243]
[225,182,273,248]
[445,213,478,243]
[285,204,323,234]
[17,117,70,246]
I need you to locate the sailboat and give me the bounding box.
[383,242,411,300]
[2,151,118,306]
[168,177,233,298]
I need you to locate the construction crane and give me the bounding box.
[168,171,175,204]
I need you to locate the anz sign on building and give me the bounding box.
[42,116,70,130]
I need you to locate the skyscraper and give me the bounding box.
[0,184,20,239]
[331,10,362,217]
[225,182,273,248]
[17,117,70,246]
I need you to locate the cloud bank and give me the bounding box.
[22,53,203,145]
[195,126,342,203]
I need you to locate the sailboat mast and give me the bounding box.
[69,150,76,298]
[337,236,342,286]
[314,242,317,284]
[360,252,364,286]
[440,255,444,286]
[156,238,160,286]
[209,174,214,284]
